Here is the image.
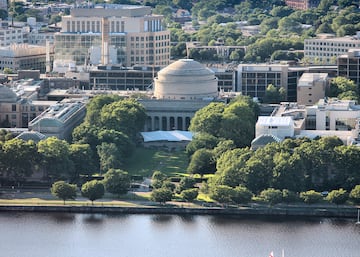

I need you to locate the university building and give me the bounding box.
[54,4,170,68]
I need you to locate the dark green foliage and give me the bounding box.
[81,180,105,204]
[349,185,360,204]
[232,186,253,204]
[103,169,131,195]
[51,181,77,204]
[300,190,323,204]
[151,171,167,189]
[259,188,283,205]
[180,188,199,202]
[282,189,299,204]
[176,176,196,194]
[326,189,348,205]
[187,148,216,176]
[210,185,236,204]
[150,187,173,204]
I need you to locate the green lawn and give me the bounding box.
[123,147,189,177]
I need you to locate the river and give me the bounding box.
[0,212,359,257]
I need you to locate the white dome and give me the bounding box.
[154,59,218,100]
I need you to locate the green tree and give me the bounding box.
[38,137,74,181]
[151,171,167,189]
[282,189,299,204]
[2,139,38,182]
[185,133,219,157]
[176,176,196,193]
[187,148,216,176]
[180,188,199,202]
[81,180,105,205]
[232,186,253,204]
[97,142,123,173]
[326,188,348,205]
[259,188,283,205]
[51,181,77,204]
[349,185,360,204]
[69,144,96,180]
[100,98,146,139]
[103,169,130,195]
[300,190,323,204]
[210,185,236,204]
[151,187,173,204]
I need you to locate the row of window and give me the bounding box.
[305,42,359,47]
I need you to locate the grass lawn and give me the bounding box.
[124,147,189,178]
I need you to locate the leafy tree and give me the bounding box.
[210,185,235,204]
[69,144,96,180]
[212,139,236,161]
[176,176,196,193]
[81,180,105,204]
[51,181,77,204]
[151,171,167,189]
[180,188,199,202]
[328,77,358,101]
[259,188,283,205]
[2,139,38,182]
[282,189,299,204]
[84,95,123,126]
[100,98,146,139]
[187,148,216,176]
[349,185,360,204]
[38,137,74,181]
[326,188,348,205]
[263,84,282,103]
[213,147,253,187]
[185,133,219,157]
[97,142,123,173]
[300,190,323,204]
[103,169,130,195]
[150,187,173,204]
[232,186,253,204]
[333,146,360,190]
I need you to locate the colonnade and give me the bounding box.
[144,115,192,131]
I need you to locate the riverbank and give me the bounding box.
[0,204,358,219]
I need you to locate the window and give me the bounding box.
[12,104,16,111]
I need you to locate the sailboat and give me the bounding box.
[356,209,360,225]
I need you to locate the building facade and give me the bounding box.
[0,44,54,73]
[0,20,29,47]
[304,33,360,64]
[54,4,170,68]
[285,0,320,10]
[297,73,328,106]
[338,49,360,86]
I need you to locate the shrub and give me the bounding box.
[259,188,283,205]
[300,190,323,204]
[350,185,360,204]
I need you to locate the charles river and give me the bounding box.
[0,212,359,257]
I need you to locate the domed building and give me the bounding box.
[154,59,218,100]
[140,59,220,131]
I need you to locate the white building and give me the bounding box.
[255,116,295,139]
[304,33,360,64]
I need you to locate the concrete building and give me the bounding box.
[54,4,170,68]
[0,20,29,47]
[0,82,56,128]
[297,73,329,106]
[28,99,87,140]
[285,0,320,10]
[237,63,337,102]
[0,44,54,73]
[304,33,360,64]
[338,49,360,86]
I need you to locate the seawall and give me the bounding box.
[0,205,358,219]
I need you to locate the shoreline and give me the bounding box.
[0,204,358,219]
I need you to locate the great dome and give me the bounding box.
[0,85,17,102]
[154,59,218,100]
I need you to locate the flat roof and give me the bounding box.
[141,130,193,142]
[257,116,293,126]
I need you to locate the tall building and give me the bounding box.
[285,0,320,10]
[304,33,360,64]
[54,4,170,68]
[338,49,360,86]
[297,73,328,106]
